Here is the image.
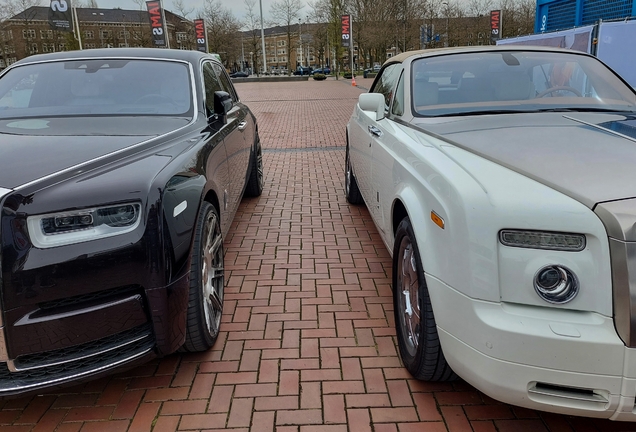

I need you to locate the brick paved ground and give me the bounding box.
[0,77,633,431]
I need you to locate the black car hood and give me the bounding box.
[0,116,190,189]
[412,112,636,209]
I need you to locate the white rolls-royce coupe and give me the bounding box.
[345,46,636,420]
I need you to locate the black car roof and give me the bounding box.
[13,48,213,66]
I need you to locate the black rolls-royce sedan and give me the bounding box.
[0,48,263,396]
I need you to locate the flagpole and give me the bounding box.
[73,5,82,49]
[160,2,170,48]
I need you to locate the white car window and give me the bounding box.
[371,64,402,112]
[411,51,636,117]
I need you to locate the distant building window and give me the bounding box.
[0,59,4,68]
[176,32,187,41]
[278,40,285,46]
[42,43,54,53]
[40,30,53,39]
[84,30,94,39]
[7,57,16,65]
[22,29,36,39]
[58,43,66,51]
[118,42,127,47]
[85,43,96,49]
[29,43,38,54]
[1,30,13,40]
[101,30,110,39]
[478,32,484,39]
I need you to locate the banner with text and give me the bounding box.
[490,10,501,43]
[194,19,207,52]
[341,15,351,48]
[48,0,73,32]
[146,0,167,47]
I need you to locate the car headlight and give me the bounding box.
[499,229,586,252]
[27,203,142,249]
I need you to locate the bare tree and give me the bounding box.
[172,0,193,19]
[270,0,302,74]
[243,0,262,74]
[202,0,241,67]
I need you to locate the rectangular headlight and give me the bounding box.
[499,229,586,252]
[27,203,141,249]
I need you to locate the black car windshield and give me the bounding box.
[411,50,636,117]
[0,59,193,118]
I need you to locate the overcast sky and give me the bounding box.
[95,0,313,27]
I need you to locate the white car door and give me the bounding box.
[349,99,374,202]
[364,64,403,233]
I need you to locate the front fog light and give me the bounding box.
[534,265,579,304]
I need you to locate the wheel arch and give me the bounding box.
[391,187,431,257]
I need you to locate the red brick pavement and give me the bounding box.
[0,77,631,431]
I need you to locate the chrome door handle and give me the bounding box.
[368,125,383,137]
[238,121,247,131]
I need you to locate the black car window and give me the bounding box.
[371,64,401,112]
[0,59,193,118]
[202,62,223,114]
[212,63,238,102]
[392,71,405,116]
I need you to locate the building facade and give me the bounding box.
[535,0,636,32]
[1,7,191,67]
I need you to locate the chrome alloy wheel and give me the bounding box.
[201,211,224,334]
[397,237,421,358]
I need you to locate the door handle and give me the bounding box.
[368,125,383,137]
[238,121,247,131]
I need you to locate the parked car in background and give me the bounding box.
[230,71,249,78]
[0,48,264,396]
[346,45,636,420]
[293,66,313,76]
[311,67,331,75]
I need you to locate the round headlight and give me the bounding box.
[534,265,578,304]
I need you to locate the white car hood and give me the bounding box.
[412,111,636,209]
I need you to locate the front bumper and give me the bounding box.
[427,274,636,420]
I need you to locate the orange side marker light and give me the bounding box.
[431,211,445,229]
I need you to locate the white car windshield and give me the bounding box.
[411,50,636,117]
[0,59,193,118]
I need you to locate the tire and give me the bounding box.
[345,143,363,204]
[182,202,224,352]
[393,217,457,381]
[244,132,264,197]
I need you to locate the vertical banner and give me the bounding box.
[490,10,501,44]
[341,14,351,48]
[48,0,74,32]
[194,19,207,53]
[146,0,167,47]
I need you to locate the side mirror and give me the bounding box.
[212,91,233,122]
[358,93,385,121]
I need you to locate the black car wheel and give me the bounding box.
[345,143,363,204]
[244,132,264,197]
[183,202,224,352]
[393,217,457,381]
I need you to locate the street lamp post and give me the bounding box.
[298,18,303,68]
[122,14,128,47]
[443,1,449,47]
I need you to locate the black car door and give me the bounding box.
[201,61,233,234]
[210,62,250,218]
